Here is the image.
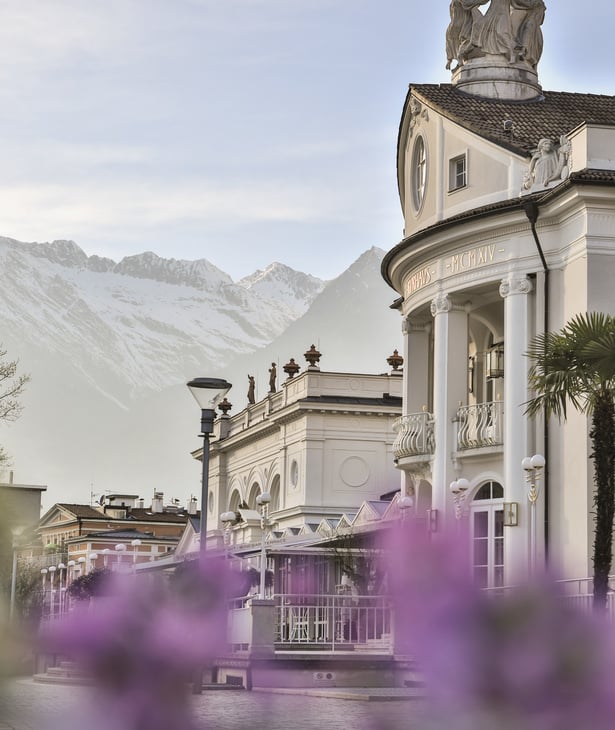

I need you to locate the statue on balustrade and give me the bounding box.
[268,362,277,393]
[247,375,255,405]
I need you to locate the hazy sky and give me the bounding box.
[0,1,612,281]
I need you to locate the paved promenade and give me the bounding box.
[0,678,436,730]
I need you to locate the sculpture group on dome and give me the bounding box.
[446,0,546,71]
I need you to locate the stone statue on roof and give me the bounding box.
[268,363,277,393]
[446,0,546,70]
[247,375,255,405]
[511,0,546,69]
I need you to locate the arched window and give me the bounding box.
[269,475,280,513]
[411,135,428,213]
[229,490,241,513]
[473,481,504,501]
[248,482,261,509]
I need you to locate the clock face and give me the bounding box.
[411,135,427,214]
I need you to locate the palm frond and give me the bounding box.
[525,312,615,420]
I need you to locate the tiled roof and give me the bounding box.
[128,509,190,524]
[56,503,108,519]
[68,528,158,541]
[52,503,190,523]
[569,169,615,184]
[410,84,615,157]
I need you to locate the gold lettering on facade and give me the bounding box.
[405,265,433,296]
[405,244,501,297]
[447,244,495,274]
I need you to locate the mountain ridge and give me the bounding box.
[0,238,401,507]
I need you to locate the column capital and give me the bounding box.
[430,293,465,317]
[403,316,431,334]
[499,274,533,298]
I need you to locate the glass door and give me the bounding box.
[470,482,504,588]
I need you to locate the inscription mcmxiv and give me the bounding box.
[446,244,496,273]
[404,243,503,298]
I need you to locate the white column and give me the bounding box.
[430,293,468,523]
[402,317,431,414]
[499,274,534,583]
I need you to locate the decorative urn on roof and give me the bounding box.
[217,397,232,416]
[304,344,322,370]
[283,358,300,379]
[387,349,404,373]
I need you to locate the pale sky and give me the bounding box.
[0,1,612,281]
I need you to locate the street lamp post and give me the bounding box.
[48,566,56,618]
[8,527,24,622]
[398,494,414,522]
[220,511,236,556]
[88,553,98,574]
[187,378,232,558]
[40,568,48,618]
[114,544,127,571]
[522,453,545,575]
[130,539,141,569]
[57,563,66,615]
[255,492,271,599]
[450,478,470,522]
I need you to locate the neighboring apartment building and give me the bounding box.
[382,5,615,586]
[33,492,193,569]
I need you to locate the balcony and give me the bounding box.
[392,412,435,459]
[456,401,504,451]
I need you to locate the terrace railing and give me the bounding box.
[274,593,392,653]
[393,412,435,459]
[456,401,504,451]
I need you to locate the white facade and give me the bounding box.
[383,47,615,586]
[201,367,403,547]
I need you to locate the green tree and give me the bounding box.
[525,312,615,610]
[0,345,30,467]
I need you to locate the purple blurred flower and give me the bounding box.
[386,525,615,730]
[39,558,236,730]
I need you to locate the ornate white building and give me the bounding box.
[203,357,403,548]
[383,1,615,587]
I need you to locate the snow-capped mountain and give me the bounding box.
[0,237,323,399]
[238,262,325,320]
[0,238,400,508]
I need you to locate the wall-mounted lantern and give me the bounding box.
[503,502,519,526]
[486,342,504,379]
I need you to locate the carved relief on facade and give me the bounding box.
[408,97,429,138]
[522,135,571,192]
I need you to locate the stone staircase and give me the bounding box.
[33,660,94,686]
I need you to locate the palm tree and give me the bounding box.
[525,312,615,611]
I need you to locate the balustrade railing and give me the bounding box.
[393,412,434,459]
[456,401,504,450]
[274,593,392,652]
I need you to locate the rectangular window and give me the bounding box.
[449,154,467,191]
